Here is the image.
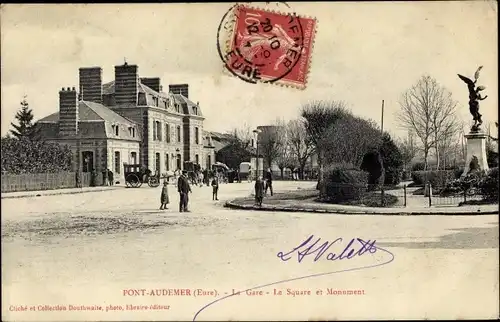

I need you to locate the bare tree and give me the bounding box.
[396,75,459,170]
[397,131,418,172]
[301,100,349,193]
[274,119,293,179]
[287,119,315,179]
[258,123,285,170]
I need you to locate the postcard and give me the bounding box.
[1,2,498,321]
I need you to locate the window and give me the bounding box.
[195,127,199,144]
[152,96,159,107]
[164,100,167,109]
[115,125,119,136]
[114,151,121,174]
[128,127,136,137]
[130,152,137,164]
[165,153,170,171]
[175,104,180,113]
[193,106,197,115]
[195,154,199,165]
[153,121,162,141]
[166,123,170,143]
[176,125,181,142]
[156,121,162,141]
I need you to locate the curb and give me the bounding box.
[224,201,499,216]
[1,187,122,200]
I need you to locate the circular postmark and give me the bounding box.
[216,3,305,84]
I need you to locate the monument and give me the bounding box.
[458,66,489,176]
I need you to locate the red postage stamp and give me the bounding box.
[217,4,317,89]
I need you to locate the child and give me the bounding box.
[160,181,170,210]
[254,177,265,207]
[211,176,219,201]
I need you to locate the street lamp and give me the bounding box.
[253,129,262,180]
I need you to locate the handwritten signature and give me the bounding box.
[193,235,393,321]
[277,235,377,263]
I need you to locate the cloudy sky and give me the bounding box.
[1,2,498,138]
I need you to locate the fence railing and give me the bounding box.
[1,172,96,193]
[322,182,490,208]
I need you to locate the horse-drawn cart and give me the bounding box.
[123,163,160,188]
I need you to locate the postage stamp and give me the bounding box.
[217,4,317,89]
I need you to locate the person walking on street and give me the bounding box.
[107,169,114,186]
[211,175,219,201]
[255,177,265,207]
[264,168,273,196]
[177,171,192,212]
[160,181,170,210]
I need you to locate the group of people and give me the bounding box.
[159,167,274,211]
[159,170,222,212]
[254,168,273,207]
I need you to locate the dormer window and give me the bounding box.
[129,126,136,138]
[164,100,167,109]
[112,124,119,136]
[175,104,180,113]
[193,106,198,115]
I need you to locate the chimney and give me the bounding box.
[140,77,161,92]
[115,63,139,105]
[79,67,103,103]
[169,84,189,98]
[59,87,79,136]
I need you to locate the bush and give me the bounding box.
[1,136,72,174]
[379,133,403,185]
[411,170,455,187]
[411,162,426,172]
[322,167,368,203]
[440,170,486,197]
[361,150,384,189]
[479,167,499,201]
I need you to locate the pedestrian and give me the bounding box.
[198,171,204,187]
[255,177,265,207]
[90,169,97,187]
[160,181,170,210]
[211,175,219,201]
[102,170,108,186]
[236,169,241,183]
[177,170,192,212]
[264,168,273,196]
[107,169,114,186]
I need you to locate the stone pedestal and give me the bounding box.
[462,131,489,177]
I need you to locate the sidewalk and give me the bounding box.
[1,185,122,199]
[225,197,499,216]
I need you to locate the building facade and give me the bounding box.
[37,63,215,182]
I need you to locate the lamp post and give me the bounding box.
[253,129,262,180]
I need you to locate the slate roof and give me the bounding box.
[38,101,137,126]
[102,80,202,116]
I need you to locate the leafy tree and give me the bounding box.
[10,95,39,140]
[361,150,385,190]
[322,112,382,168]
[379,132,404,185]
[301,100,349,194]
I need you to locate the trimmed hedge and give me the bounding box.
[322,168,368,203]
[411,170,455,187]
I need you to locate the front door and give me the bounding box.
[82,151,94,173]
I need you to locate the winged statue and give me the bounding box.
[457,66,488,131]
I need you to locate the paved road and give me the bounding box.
[2,181,498,321]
